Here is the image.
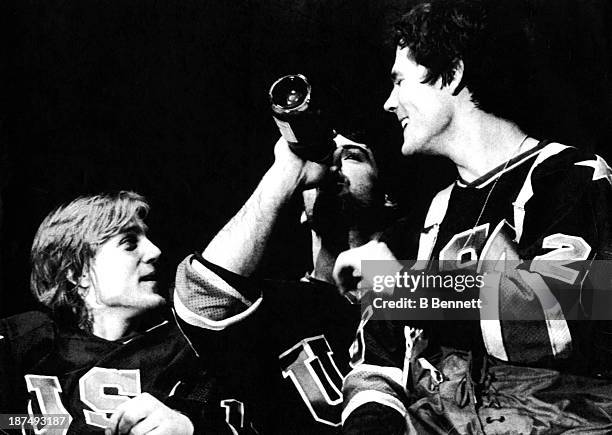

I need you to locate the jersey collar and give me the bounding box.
[457,139,550,188]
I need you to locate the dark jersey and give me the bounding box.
[343,142,612,433]
[173,253,361,434]
[0,309,233,434]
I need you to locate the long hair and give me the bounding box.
[30,191,149,331]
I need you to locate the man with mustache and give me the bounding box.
[173,131,396,433]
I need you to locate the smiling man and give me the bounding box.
[0,192,236,434]
[334,0,612,433]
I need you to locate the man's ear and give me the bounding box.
[449,60,466,96]
[67,268,91,289]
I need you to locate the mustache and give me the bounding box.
[315,169,349,197]
[310,188,382,235]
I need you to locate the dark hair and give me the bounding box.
[30,191,149,331]
[394,0,533,125]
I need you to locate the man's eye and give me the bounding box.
[121,236,138,251]
[342,150,366,162]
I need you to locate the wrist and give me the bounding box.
[264,162,304,201]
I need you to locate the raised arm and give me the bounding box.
[202,137,326,276]
[173,138,327,329]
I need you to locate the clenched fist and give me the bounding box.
[106,393,194,435]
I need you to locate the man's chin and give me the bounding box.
[133,289,167,310]
[401,141,420,156]
[146,293,167,308]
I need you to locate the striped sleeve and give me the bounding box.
[342,364,407,423]
[481,149,612,366]
[342,309,430,433]
[173,253,263,330]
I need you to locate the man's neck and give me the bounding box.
[90,309,140,341]
[442,110,534,183]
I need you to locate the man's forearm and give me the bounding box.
[202,163,301,276]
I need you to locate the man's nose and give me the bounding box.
[383,87,398,113]
[142,237,162,263]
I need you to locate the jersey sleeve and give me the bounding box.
[483,150,612,367]
[517,149,611,260]
[172,255,274,433]
[342,301,441,434]
[343,402,408,435]
[173,252,263,330]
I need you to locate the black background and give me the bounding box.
[1,0,611,316]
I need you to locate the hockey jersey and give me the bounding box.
[342,141,612,434]
[173,253,361,434]
[0,309,234,434]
